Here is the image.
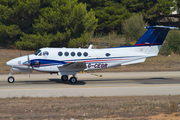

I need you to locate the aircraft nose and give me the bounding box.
[6,60,13,67]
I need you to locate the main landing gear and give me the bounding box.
[8,66,15,83]
[61,75,68,81]
[70,77,77,83]
[61,75,77,83]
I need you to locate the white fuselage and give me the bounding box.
[6,45,160,73]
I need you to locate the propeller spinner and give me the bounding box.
[23,54,31,66]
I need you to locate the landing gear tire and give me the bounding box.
[70,77,77,83]
[61,75,68,81]
[8,76,15,83]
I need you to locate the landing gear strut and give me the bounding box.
[8,66,15,83]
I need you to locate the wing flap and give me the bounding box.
[58,62,86,70]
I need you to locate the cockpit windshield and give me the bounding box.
[34,50,41,56]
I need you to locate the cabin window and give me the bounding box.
[43,51,49,56]
[83,52,88,57]
[106,53,110,57]
[58,51,63,56]
[71,52,75,57]
[34,50,41,56]
[77,52,82,57]
[64,52,69,56]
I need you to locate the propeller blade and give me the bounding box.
[23,51,31,67]
[27,50,31,66]
[28,54,30,65]
[27,50,32,78]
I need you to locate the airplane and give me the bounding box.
[6,26,178,83]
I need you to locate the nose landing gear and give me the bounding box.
[8,66,15,83]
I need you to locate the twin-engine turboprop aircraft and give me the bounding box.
[6,26,178,83]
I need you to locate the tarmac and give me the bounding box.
[0,71,180,98]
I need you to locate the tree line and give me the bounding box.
[0,0,178,50]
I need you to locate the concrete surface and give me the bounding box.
[0,72,180,98]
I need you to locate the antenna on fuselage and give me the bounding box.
[88,44,93,49]
[19,50,22,57]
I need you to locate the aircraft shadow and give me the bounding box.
[17,79,86,85]
[48,79,86,85]
[83,77,180,84]
[15,77,180,85]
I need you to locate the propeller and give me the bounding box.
[27,53,32,78]
[27,54,30,66]
[23,51,33,78]
[23,54,31,66]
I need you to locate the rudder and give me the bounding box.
[135,26,177,46]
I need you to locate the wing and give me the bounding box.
[58,62,86,71]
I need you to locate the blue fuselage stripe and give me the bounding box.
[30,56,141,67]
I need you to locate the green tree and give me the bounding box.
[15,33,53,50]
[95,1,131,33]
[79,0,178,33]
[0,0,97,49]
[159,41,172,55]
[0,0,42,46]
[122,14,149,45]
[16,0,97,49]
[0,0,178,49]
[121,0,177,25]
[78,0,106,11]
[0,23,22,45]
[78,0,131,33]
[165,30,180,54]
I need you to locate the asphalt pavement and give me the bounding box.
[0,72,180,98]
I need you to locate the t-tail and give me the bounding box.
[134,26,178,55]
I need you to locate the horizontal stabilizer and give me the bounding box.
[121,58,146,66]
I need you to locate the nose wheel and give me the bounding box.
[8,66,15,83]
[8,76,15,83]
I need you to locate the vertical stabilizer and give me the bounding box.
[134,26,178,55]
[135,26,177,46]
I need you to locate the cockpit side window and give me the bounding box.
[34,50,41,56]
[38,52,42,56]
